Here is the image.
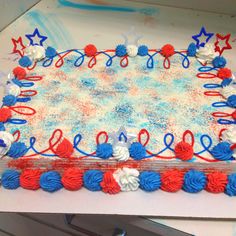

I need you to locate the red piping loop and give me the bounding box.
[27,61,37,71]
[13,130,21,142]
[20,90,38,97]
[55,50,73,68]
[96,131,109,145]
[88,56,97,68]
[8,106,36,116]
[163,57,171,69]
[120,56,129,68]
[138,129,150,147]
[212,112,231,118]
[204,91,222,97]
[182,130,194,147]
[219,128,227,140]
[197,72,217,79]
[48,129,64,154]
[24,76,43,81]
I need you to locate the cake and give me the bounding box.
[1,27,236,195]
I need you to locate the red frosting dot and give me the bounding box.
[100,171,121,194]
[232,110,236,120]
[20,169,41,190]
[205,172,228,193]
[84,44,97,57]
[55,138,74,158]
[161,169,184,192]
[0,107,12,122]
[174,141,194,161]
[13,66,26,80]
[61,168,83,191]
[161,44,175,58]
[217,68,232,79]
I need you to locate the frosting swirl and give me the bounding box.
[225,173,236,196]
[6,83,21,97]
[61,168,83,191]
[221,127,236,144]
[24,45,45,61]
[100,171,121,194]
[113,145,130,162]
[127,45,138,57]
[211,142,233,161]
[0,131,14,158]
[205,172,228,193]
[196,43,218,64]
[20,169,41,190]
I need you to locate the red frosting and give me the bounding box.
[20,169,41,190]
[55,138,74,158]
[100,171,121,194]
[13,66,26,80]
[61,168,83,191]
[217,68,232,79]
[174,141,194,161]
[161,169,184,192]
[0,107,12,122]
[232,110,236,120]
[205,172,228,193]
[161,44,175,58]
[84,44,97,57]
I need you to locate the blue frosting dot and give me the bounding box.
[139,171,161,192]
[212,56,227,68]
[138,45,149,56]
[211,142,233,161]
[187,43,197,57]
[7,142,28,158]
[0,122,5,131]
[40,171,63,192]
[46,46,57,59]
[225,173,236,196]
[2,95,17,106]
[183,170,206,193]
[129,142,146,160]
[83,170,103,191]
[115,44,127,57]
[19,56,32,68]
[1,169,20,189]
[221,78,233,87]
[96,143,113,159]
[227,95,236,108]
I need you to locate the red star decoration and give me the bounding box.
[214,33,232,55]
[11,37,26,57]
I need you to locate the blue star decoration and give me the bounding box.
[192,27,214,48]
[25,28,48,46]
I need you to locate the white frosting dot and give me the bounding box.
[113,145,130,162]
[196,43,218,64]
[0,131,14,158]
[221,127,236,144]
[6,83,21,97]
[24,45,45,61]
[126,45,138,57]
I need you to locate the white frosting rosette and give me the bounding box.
[24,45,45,61]
[113,167,139,191]
[221,127,236,144]
[6,83,21,97]
[0,131,14,158]
[196,43,218,64]
[113,145,130,162]
[221,84,236,99]
[127,45,138,57]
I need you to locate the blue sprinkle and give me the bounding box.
[183,170,206,193]
[45,46,57,58]
[221,78,232,87]
[83,170,103,191]
[96,143,113,159]
[40,171,63,192]
[19,56,32,68]
[211,142,233,161]
[0,123,5,131]
[139,171,161,192]
[212,56,227,68]
[227,95,236,108]
[115,103,133,118]
[225,173,236,196]
[1,169,20,189]
[138,45,149,56]
[187,43,197,57]
[7,142,28,158]
[2,95,17,106]
[115,44,127,57]
[129,142,146,160]
[0,139,6,147]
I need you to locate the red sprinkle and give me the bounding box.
[174,141,194,161]
[61,168,83,191]
[217,68,232,79]
[205,172,228,193]
[84,44,97,57]
[55,138,74,158]
[20,169,41,190]
[161,44,175,58]
[0,107,12,122]
[161,169,184,192]
[101,171,121,194]
[13,67,27,80]
[232,110,236,120]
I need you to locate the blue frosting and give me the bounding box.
[0,139,6,147]
[115,44,127,57]
[40,171,63,192]
[46,46,57,58]
[96,143,113,159]
[129,142,146,160]
[221,78,233,87]
[225,173,236,196]
[227,95,236,108]
[187,43,197,57]
[138,45,149,56]
[0,123,5,131]
[183,170,206,193]
[19,56,32,68]
[12,78,23,87]
[212,56,226,68]
[2,95,17,106]
[139,171,161,192]
[83,170,103,191]
[1,169,20,189]
[211,142,233,161]
[7,142,28,158]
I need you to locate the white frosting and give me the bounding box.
[113,167,139,191]
[196,43,218,64]
[126,45,138,57]
[221,127,236,144]
[24,45,45,61]
[221,84,236,99]
[0,131,14,158]
[113,145,130,162]
[6,83,21,96]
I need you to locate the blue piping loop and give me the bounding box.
[198,66,217,72]
[42,57,54,67]
[73,50,85,67]
[146,52,160,69]
[195,134,212,155]
[118,132,127,142]
[12,79,34,88]
[7,119,27,125]
[218,119,236,125]
[203,83,221,89]
[212,101,228,108]
[106,55,116,67]
[16,97,31,103]
[175,52,190,68]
